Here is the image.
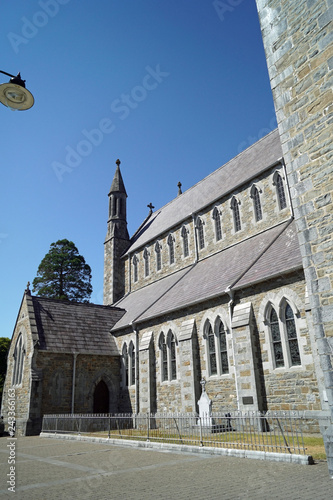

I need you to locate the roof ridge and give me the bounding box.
[142,128,279,216]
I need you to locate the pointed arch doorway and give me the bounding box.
[93,380,109,413]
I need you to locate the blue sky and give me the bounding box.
[1,0,276,339]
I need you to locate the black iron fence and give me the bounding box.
[41,411,313,455]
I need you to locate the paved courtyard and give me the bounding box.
[0,436,332,499]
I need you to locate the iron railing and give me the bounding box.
[41,411,311,455]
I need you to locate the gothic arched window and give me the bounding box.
[181,226,189,257]
[197,217,205,249]
[12,333,25,386]
[143,248,150,277]
[251,185,262,222]
[167,234,175,265]
[231,197,241,232]
[155,242,162,271]
[273,171,287,210]
[207,322,217,375]
[269,307,284,368]
[128,341,136,386]
[133,255,138,283]
[218,320,229,374]
[159,330,177,382]
[285,304,301,366]
[122,343,128,386]
[212,207,222,241]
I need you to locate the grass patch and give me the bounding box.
[79,429,326,460]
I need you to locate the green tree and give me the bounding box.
[0,337,11,405]
[32,239,92,302]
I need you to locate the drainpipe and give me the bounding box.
[71,353,77,414]
[225,287,240,411]
[192,213,199,262]
[131,322,140,415]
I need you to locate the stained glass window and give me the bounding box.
[143,248,149,277]
[270,308,284,368]
[285,304,301,366]
[207,323,217,375]
[170,333,177,380]
[218,322,229,374]
[168,234,175,264]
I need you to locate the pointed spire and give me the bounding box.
[109,159,127,196]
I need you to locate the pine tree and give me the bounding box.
[32,239,92,302]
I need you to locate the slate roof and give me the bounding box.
[112,220,302,331]
[127,129,282,254]
[31,296,125,355]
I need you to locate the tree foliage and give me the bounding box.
[32,239,92,302]
[0,337,11,404]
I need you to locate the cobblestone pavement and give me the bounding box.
[0,436,332,499]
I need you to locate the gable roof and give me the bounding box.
[127,129,282,254]
[30,296,125,355]
[112,220,302,331]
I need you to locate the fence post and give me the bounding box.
[108,415,111,439]
[55,417,57,435]
[147,413,150,442]
[199,415,203,446]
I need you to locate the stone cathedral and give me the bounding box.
[1,129,329,435]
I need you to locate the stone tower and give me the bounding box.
[255,0,333,476]
[103,159,130,305]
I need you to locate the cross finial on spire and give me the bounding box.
[177,181,182,196]
[25,281,31,295]
[116,159,121,167]
[200,378,206,393]
[147,202,154,214]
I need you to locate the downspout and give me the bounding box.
[131,322,140,415]
[192,213,199,262]
[225,287,240,411]
[71,353,77,414]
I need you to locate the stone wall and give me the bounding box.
[1,295,34,436]
[255,0,333,474]
[36,352,120,416]
[115,270,320,415]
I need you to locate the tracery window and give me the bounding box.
[251,185,262,222]
[181,226,189,257]
[212,207,222,241]
[12,333,25,386]
[205,319,229,376]
[167,234,175,265]
[159,330,177,382]
[155,242,162,271]
[197,217,205,249]
[267,301,301,369]
[231,197,241,232]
